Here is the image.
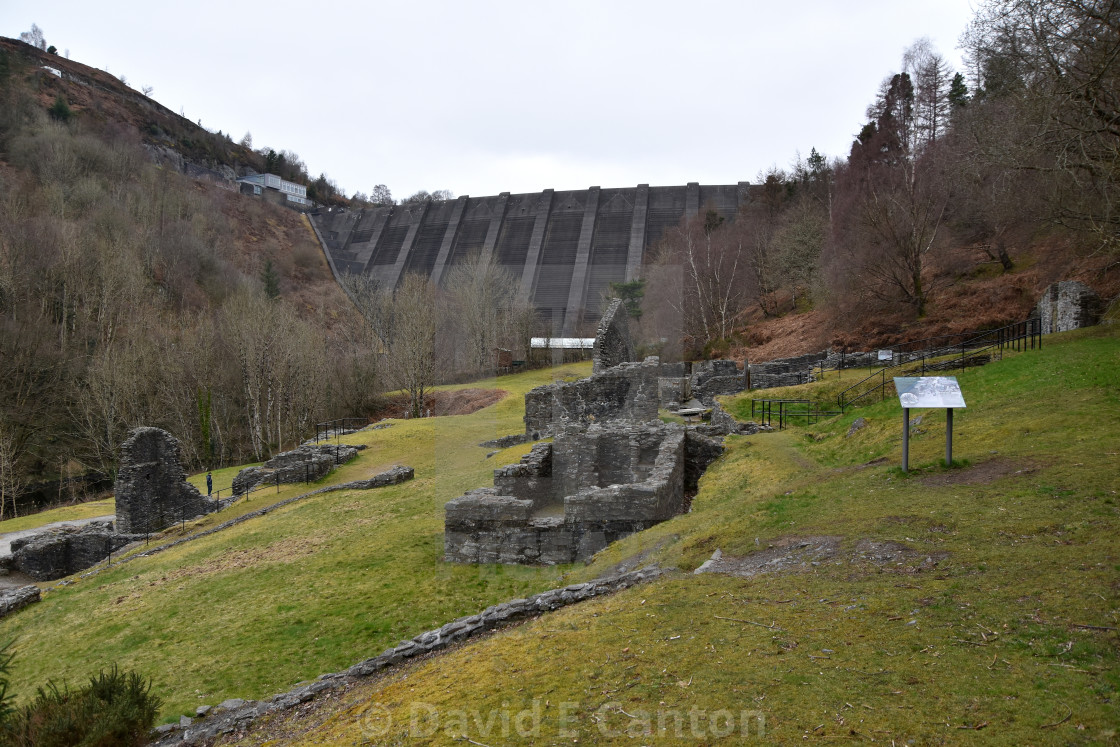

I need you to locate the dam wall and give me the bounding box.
[309,182,750,335]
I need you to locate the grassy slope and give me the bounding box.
[0,362,591,721]
[232,326,1119,745]
[0,464,254,536]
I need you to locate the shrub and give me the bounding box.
[47,95,71,123]
[0,666,161,747]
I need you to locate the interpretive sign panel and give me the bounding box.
[894,377,966,409]
[878,349,893,362]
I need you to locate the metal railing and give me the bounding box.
[751,399,843,430]
[836,318,1040,412]
[314,418,368,443]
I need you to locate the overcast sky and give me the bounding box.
[5,1,978,200]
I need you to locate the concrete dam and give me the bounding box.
[309,182,750,335]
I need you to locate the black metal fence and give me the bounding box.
[751,399,843,430]
[314,418,368,444]
[835,318,1041,412]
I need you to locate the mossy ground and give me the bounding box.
[222,326,1119,745]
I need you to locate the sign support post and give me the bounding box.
[902,407,910,472]
[894,377,966,473]
[946,408,953,466]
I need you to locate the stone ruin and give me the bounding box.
[0,426,209,582]
[446,315,745,565]
[232,443,363,495]
[592,298,634,374]
[6,520,143,581]
[115,427,214,534]
[445,419,723,565]
[1033,280,1102,334]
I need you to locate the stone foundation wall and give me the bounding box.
[232,443,362,495]
[747,351,828,391]
[10,522,146,581]
[524,358,660,434]
[445,422,721,565]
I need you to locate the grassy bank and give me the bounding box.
[0,362,591,720]
[231,326,1119,745]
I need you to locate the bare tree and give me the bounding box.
[370,184,394,206]
[19,24,46,51]
[965,0,1120,254]
[387,274,436,418]
[0,422,25,519]
[905,38,954,148]
[651,209,754,351]
[440,254,520,375]
[833,71,952,317]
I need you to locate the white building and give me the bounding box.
[237,173,311,206]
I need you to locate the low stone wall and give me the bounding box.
[314,465,414,493]
[150,568,663,746]
[232,443,363,495]
[10,522,146,581]
[748,351,828,391]
[0,585,40,620]
[478,433,531,449]
[524,358,660,435]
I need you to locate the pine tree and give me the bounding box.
[261,260,280,299]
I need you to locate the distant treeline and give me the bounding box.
[645,0,1118,357]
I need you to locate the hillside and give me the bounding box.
[0,37,375,502]
[0,327,1115,744]
[229,325,1118,745]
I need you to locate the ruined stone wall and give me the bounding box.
[747,351,828,391]
[10,522,144,581]
[1034,280,1101,334]
[232,443,362,495]
[115,427,213,534]
[445,422,720,565]
[524,358,660,434]
[592,299,634,373]
[493,442,554,510]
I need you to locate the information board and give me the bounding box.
[894,376,967,409]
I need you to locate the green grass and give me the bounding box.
[0,499,116,535]
[0,362,592,721]
[229,326,1120,745]
[0,463,251,537]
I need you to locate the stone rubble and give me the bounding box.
[0,585,40,620]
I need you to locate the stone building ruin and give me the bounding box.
[232,443,363,495]
[1033,280,1102,334]
[115,427,213,534]
[445,417,722,565]
[446,313,733,564]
